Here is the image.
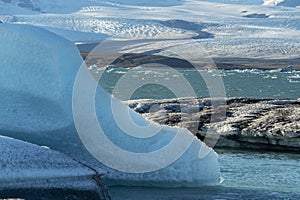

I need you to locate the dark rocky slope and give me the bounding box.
[126,98,300,152]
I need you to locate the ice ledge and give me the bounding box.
[0,135,110,199]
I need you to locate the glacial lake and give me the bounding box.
[3,149,299,199]
[109,149,300,199]
[96,67,300,100]
[98,67,300,199]
[3,68,299,199]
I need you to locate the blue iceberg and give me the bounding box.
[0,23,221,187]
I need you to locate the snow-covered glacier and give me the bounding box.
[1,0,300,59]
[0,23,221,187]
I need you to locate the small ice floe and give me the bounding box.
[279,65,293,73]
[263,74,278,79]
[88,64,98,71]
[288,74,300,83]
[223,69,264,75]
[106,65,119,70]
[105,65,128,73]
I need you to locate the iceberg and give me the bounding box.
[0,23,221,187]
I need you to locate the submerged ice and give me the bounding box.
[0,23,221,187]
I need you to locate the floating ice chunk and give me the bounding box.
[0,23,221,187]
[280,66,293,73]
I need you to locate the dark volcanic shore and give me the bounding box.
[213,57,300,71]
[126,98,300,152]
[80,50,300,71]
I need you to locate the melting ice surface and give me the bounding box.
[0,136,97,190]
[0,23,221,187]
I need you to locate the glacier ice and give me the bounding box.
[0,23,221,187]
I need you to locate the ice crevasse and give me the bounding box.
[0,23,221,187]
